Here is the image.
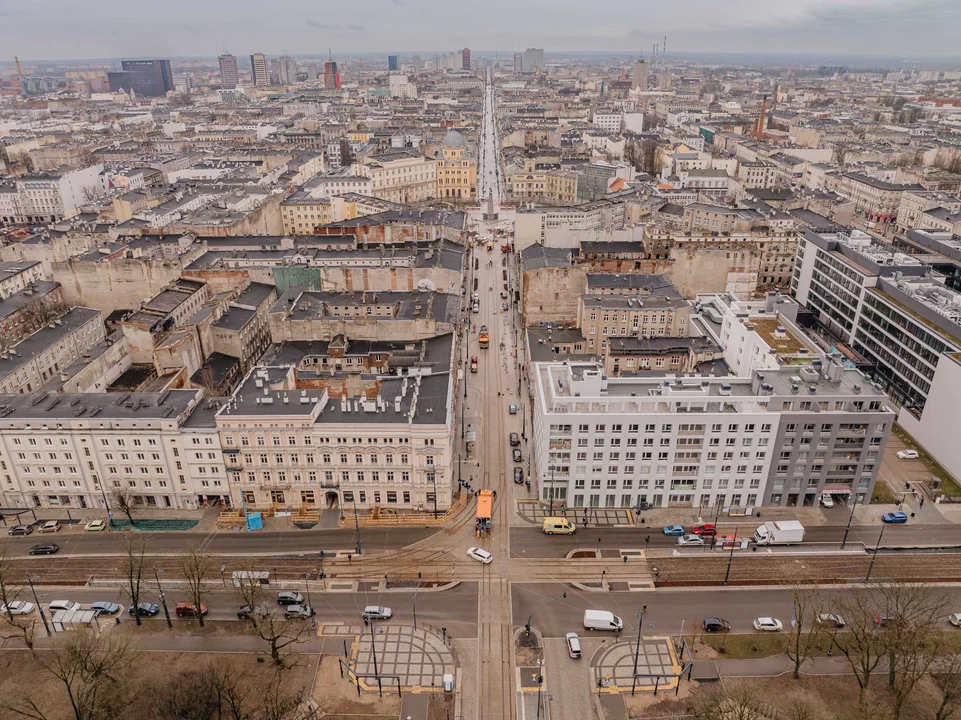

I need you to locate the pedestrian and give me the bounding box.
[920,496,925,508]
[347,554,352,563]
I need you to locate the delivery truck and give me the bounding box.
[753,520,805,546]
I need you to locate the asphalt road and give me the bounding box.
[0,526,439,558]
[509,522,961,558]
[24,582,479,639]
[511,583,961,639]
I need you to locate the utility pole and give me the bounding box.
[155,568,173,630]
[722,525,739,586]
[26,574,50,636]
[353,500,362,555]
[840,493,860,550]
[413,571,422,631]
[631,604,648,695]
[866,524,885,582]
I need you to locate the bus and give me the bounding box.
[476,489,493,535]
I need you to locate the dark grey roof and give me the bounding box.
[586,274,682,297]
[0,389,200,423]
[520,245,572,271]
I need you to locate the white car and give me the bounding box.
[897,450,919,460]
[467,547,493,564]
[677,534,705,546]
[362,606,392,621]
[0,601,34,615]
[949,613,961,628]
[753,617,783,632]
[821,494,834,508]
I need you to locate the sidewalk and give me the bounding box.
[698,653,861,679]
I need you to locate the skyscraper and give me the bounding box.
[274,55,295,85]
[106,59,175,97]
[388,54,399,71]
[324,59,341,90]
[250,53,269,87]
[522,48,544,73]
[462,48,471,70]
[513,53,523,73]
[632,59,649,89]
[218,53,239,89]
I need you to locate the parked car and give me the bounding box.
[28,544,58,555]
[693,523,716,536]
[509,404,517,415]
[38,521,61,534]
[874,613,899,628]
[512,449,523,463]
[513,468,524,484]
[175,602,208,617]
[84,520,107,532]
[129,602,160,617]
[702,618,731,633]
[821,494,834,508]
[0,601,34,615]
[677,534,705,546]
[277,592,304,606]
[284,605,314,620]
[362,606,392,620]
[882,511,909,524]
[816,613,845,628]
[237,605,269,620]
[90,602,120,615]
[949,613,961,628]
[896,450,919,460]
[7,524,33,536]
[509,432,520,447]
[48,600,79,613]
[662,524,684,536]
[467,547,493,564]
[565,632,582,659]
[753,617,783,632]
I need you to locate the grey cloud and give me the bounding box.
[306,18,343,29]
[346,23,366,31]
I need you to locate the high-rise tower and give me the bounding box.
[218,53,239,89]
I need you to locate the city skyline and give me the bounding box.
[1,0,960,60]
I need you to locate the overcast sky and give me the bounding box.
[2,0,960,61]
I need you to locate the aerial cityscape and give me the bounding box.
[2,4,961,719]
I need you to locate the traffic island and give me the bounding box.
[593,637,682,695]
[352,625,457,694]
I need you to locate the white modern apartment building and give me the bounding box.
[792,227,961,482]
[0,165,105,225]
[531,359,893,510]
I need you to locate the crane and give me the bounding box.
[15,56,25,96]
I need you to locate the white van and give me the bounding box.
[584,609,623,632]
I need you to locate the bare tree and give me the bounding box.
[0,550,36,650]
[121,534,149,627]
[7,627,136,720]
[832,140,853,166]
[18,296,69,334]
[110,485,139,528]
[785,581,824,679]
[933,654,961,720]
[834,586,886,703]
[235,571,312,667]
[876,581,947,718]
[178,547,212,628]
[79,184,101,203]
[693,680,776,720]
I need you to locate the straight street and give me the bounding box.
[512,583,961,639]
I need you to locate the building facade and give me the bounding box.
[250,54,269,87]
[107,59,174,97]
[218,54,239,89]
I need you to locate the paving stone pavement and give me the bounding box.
[354,624,456,691]
[593,638,680,693]
[518,503,632,527]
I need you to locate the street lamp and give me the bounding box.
[631,604,648,696]
[304,572,313,612]
[840,493,860,550]
[26,574,50,637]
[413,572,422,631]
[722,525,739,586]
[865,524,886,582]
[155,568,173,630]
[525,591,568,635]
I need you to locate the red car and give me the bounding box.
[175,602,208,617]
[693,523,716,536]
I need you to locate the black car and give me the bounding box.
[512,449,522,463]
[702,617,731,633]
[509,432,520,447]
[513,468,524,484]
[277,592,304,606]
[128,602,160,617]
[28,544,58,555]
[238,605,269,620]
[8,524,33,536]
